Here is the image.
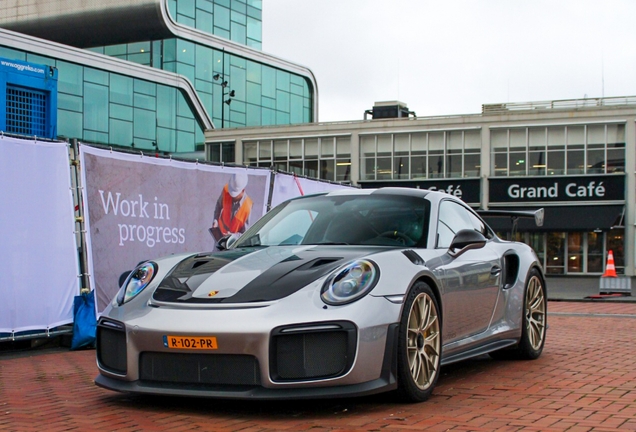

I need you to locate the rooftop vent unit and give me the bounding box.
[365,101,416,120]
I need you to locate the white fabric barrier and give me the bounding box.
[270,173,353,209]
[79,145,271,312]
[0,137,79,334]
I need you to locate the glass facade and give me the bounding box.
[243,136,352,182]
[360,130,481,180]
[167,0,263,49]
[88,0,312,135]
[491,124,625,176]
[0,0,314,156]
[0,46,200,153]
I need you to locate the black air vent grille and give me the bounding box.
[97,320,127,374]
[270,321,357,381]
[139,353,260,386]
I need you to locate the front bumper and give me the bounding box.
[95,322,398,400]
[95,292,401,399]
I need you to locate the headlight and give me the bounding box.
[321,259,379,305]
[116,261,157,305]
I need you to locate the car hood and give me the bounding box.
[152,245,389,304]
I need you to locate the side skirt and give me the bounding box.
[441,339,518,366]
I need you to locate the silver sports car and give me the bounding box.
[95,188,547,402]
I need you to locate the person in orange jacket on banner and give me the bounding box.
[210,171,253,242]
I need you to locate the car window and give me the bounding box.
[234,194,430,248]
[259,209,317,245]
[437,200,491,248]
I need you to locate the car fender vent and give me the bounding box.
[503,252,520,289]
[402,250,425,265]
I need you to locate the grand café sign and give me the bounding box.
[489,174,625,203]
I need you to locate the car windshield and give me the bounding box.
[233,193,430,248]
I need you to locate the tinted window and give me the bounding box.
[437,200,490,248]
[234,194,430,248]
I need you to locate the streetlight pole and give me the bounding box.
[213,73,235,128]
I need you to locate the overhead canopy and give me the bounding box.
[0,0,171,48]
[484,205,624,232]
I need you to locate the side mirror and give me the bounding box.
[216,234,232,251]
[216,233,240,251]
[448,229,487,257]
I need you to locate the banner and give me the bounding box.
[0,137,79,333]
[271,173,353,209]
[79,145,270,312]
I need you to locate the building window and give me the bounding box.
[496,230,623,275]
[567,232,584,273]
[335,136,351,182]
[490,124,625,176]
[607,229,624,274]
[547,126,565,175]
[209,141,235,163]
[243,136,351,182]
[360,129,481,181]
[587,231,604,273]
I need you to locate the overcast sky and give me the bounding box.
[262,1,636,122]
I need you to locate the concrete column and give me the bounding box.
[350,131,360,186]
[624,118,636,276]
[480,124,491,209]
[235,139,243,165]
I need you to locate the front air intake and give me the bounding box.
[97,319,127,374]
[270,321,357,381]
[139,353,260,386]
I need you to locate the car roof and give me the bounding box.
[324,187,469,205]
[324,186,432,198]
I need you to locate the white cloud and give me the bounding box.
[263,0,636,121]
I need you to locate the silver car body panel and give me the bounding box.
[96,189,544,399]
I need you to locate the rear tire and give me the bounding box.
[396,281,442,402]
[490,268,547,360]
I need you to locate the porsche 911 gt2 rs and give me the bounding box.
[95,188,547,402]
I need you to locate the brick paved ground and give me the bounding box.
[1,301,635,431]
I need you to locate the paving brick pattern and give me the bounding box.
[1,301,635,431]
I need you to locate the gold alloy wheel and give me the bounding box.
[526,275,546,351]
[406,292,441,390]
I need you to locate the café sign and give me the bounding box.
[489,175,624,203]
[359,178,481,204]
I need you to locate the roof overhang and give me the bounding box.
[0,0,170,47]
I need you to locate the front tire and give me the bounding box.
[491,268,547,360]
[396,281,442,402]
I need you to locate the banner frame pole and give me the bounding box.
[70,138,91,293]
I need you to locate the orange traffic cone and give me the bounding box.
[602,250,617,278]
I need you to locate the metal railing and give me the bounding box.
[483,96,636,114]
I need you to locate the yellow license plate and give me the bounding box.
[163,335,218,350]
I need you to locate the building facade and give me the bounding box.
[205,97,636,278]
[0,0,317,158]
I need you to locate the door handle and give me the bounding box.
[491,266,502,276]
